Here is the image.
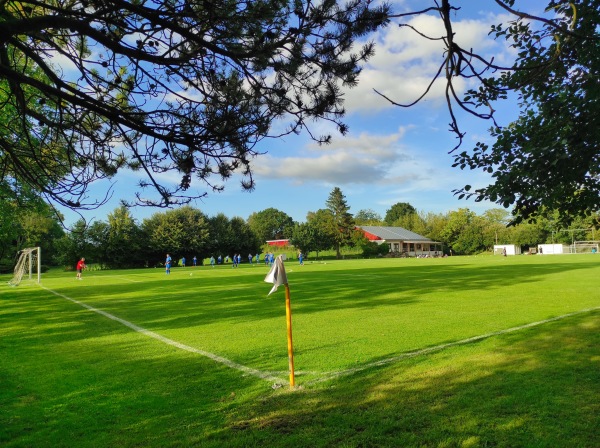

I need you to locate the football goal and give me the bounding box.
[570,241,600,254]
[9,247,41,286]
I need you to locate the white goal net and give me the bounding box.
[9,247,41,286]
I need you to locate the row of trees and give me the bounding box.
[3,186,600,271]
[57,207,260,269]
[356,207,600,256]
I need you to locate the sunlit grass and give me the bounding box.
[1,254,599,447]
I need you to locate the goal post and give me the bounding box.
[8,247,41,286]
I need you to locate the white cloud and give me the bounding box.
[343,11,512,114]
[253,128,412,184]
[250,112,499,202]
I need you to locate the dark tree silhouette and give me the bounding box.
[0,0,389,210]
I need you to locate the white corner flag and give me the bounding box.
[264,255,288,295]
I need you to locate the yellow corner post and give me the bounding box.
[284,283,295,388]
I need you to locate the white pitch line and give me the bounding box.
[94,275,144,283]
[40,286,600,388]
[41,286,285,385]
[309,306,600,385]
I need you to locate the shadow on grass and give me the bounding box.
[3,258,596,376]
[33,260,599,332]
[0,294,267,448]
[1,284,599,447]
[215,311,600,448]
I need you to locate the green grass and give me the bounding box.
[1,255,599,447]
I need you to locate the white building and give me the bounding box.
[538,244,568,254]
[493,244,521,256]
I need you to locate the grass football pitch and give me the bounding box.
[1,254,599,447]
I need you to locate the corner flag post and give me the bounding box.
[264,255,296,389]
[284,283,295,388]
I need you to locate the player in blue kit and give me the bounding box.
[165,254,172,274]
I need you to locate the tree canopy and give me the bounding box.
[303,208,337,256]
[384,202,417,225]
[389,0,600,225]
[354,208,383,225]
[247,207,294,243]
[142,206,209,261]
[0,0,389,211]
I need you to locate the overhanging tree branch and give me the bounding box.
[383,0,600,225]
[0,0,391,211]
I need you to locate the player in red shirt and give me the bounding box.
[76,257,86,280]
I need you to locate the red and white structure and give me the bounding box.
[357,226,442,256]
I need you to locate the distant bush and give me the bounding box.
[0,262,14,274]
[0,263,50,274]
[360,241,389,258]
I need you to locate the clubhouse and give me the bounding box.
[266,226,443,257]
[357,226,443,257]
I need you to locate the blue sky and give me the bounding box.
[59,0,544,227]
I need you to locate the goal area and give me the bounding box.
[9,247,41,286]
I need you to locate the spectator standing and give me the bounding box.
[76,257,86,280]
